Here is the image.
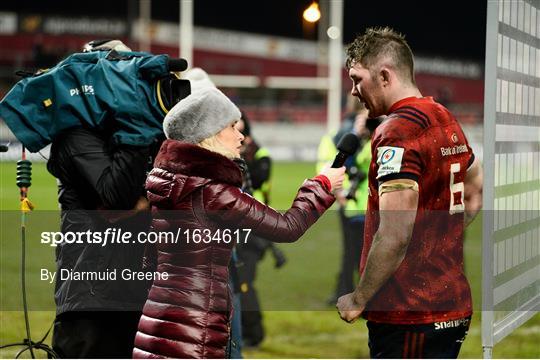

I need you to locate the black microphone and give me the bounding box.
[332,133,360,168]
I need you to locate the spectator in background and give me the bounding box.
[333,95,366,147]
[235,113,287,348]
[337,27,483,358]
[317,99,370,304]
[336,112,383,301]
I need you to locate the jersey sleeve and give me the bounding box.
[371,129,423,184]
[466,142,476,170]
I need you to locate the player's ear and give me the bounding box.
[380,68,391,87]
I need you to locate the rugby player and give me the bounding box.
[336,27,483,358]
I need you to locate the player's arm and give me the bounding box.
[337,181,418,323]
[338,128,422,323]
[464,157,483,227]
[353,183,418,307]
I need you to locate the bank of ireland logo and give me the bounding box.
[381,148,396,165]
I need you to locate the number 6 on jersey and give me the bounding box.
[449,162,465,214]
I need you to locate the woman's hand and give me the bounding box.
[319,166,346,193]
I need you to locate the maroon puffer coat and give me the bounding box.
[133,140,334,358]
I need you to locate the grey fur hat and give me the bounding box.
[163,87,241,144]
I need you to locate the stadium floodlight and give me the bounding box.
[303,2,321,23]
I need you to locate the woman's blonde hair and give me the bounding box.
[198,133,238,159]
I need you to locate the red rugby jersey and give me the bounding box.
[361,96,475,324]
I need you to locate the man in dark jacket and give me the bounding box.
[45,40,167,358]
[0,38,190,358]
[47,127,156,358]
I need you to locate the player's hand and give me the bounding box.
[336,292,365,323]
[319,165,346,193]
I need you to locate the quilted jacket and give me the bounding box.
[133,139,334,358]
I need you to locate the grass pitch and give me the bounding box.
[0,161,538,358]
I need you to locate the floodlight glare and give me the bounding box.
[327,26,340,39]
[303,2,321,23]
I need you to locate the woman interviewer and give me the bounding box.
[133,87,345,358]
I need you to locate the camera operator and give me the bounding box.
[46,40,171,358]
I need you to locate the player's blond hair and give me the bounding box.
[345,27,416,86]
